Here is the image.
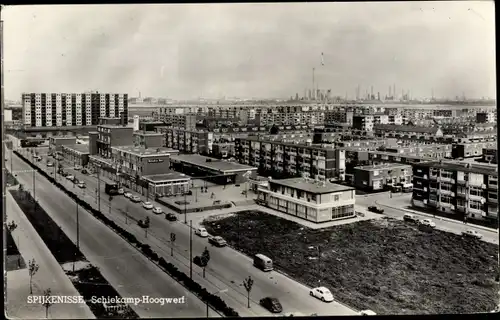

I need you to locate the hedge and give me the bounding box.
[14,151,240,317]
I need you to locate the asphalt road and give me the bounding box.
[27,148,359,317]
[356,193,499,245]
[8,150,220,318]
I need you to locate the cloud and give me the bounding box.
[3,2,495,100]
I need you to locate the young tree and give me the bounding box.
[28,258,39,294]
[170,232,176,256]
[109,195,113,214]
[200,247,210,278]
[42,288,53,318]
[144,216,150,238]
[243,276,254,308]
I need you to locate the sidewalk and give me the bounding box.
[5,190,95,319]
[376,199,499,234]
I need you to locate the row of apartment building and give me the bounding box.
[22,93,128,128]
[412,161,498,223]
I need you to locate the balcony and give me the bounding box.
[457,179,467,185]
[429,174,438,181]
[456,205,466,212]
[469,194,485,203]
[487,197,498,204]
[438,177,455,184]
[488,183,498,190]
[439,189,455,197]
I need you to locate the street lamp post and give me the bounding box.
[189,219,193,279]
[96,164,101,212]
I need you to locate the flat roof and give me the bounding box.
[143,172,191,183]
[51,136,76,140]
[354,163,412,171]
[61,144,90,154]
[133,131,163,136]
[415,161,498,176]
[170,154,257,173]
[270,177,355,194]
[111,145,179,157]
[98,124,133,129]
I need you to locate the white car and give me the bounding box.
[74,165,82,170]
[195,227,209,237]
[117,188,124,195]
[420,219,436,228]
[130,195,141,203]
[66,175,75,181]
[123,192,132,198]
[47,162,54,167]
[359,310,377,316]
[142,201,154,209]
[152,207,163,214]
[462,229,482,239]
[309,287,334,302]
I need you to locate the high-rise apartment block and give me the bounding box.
[22,92,128,128]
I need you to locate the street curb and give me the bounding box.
[375,201,499,234]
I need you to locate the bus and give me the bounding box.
[101,176,119,195]
[253,254,273,272]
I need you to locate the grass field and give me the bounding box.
[202,210,499,315]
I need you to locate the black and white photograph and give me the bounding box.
[2,1,498,318]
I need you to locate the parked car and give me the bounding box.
[165,213,178,221]
[124,192,133,199]
[117,188,124,195]
[420,219,436,228]
[142,201,153,209]
[60,171,68,177]
[259,297,283,313]
[152,207,163,214]
[208,236,227,247]
[77,182,86,188]
[74,165,82,170]
[66,175,75,181]
[195,227,209,237]
[359,310,377,316]
[309,287,334,302]
[403,213,419,223]
[130,195,141,203]
[462,229,482,240]
[47,162,54,167]
[368,206,384,214]
[81,169,88,174]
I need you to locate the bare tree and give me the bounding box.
[144,216,150,238]
[28,258,39,294]
[7,220,17,233]
[43,288,53,318]
[109,195,113,214]
[200,247,210,278]
[243,276,254,308]
[170,232,176,256]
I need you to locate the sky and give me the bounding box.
[3,2,496,100]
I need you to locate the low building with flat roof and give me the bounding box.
[257,177,356,223]
[61,144,90,166]
[142,171,191,198]
[170,154,257,185]
[49,136,77,153]
[354,163,412,191]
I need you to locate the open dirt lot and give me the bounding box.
[202,210,499,315]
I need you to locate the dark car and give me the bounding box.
[165,213,178,221]
[60,171,68,177]
[260,297,283,313]
[193,256,207,267]
[81,169,88,174]
[368,206,384,214]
